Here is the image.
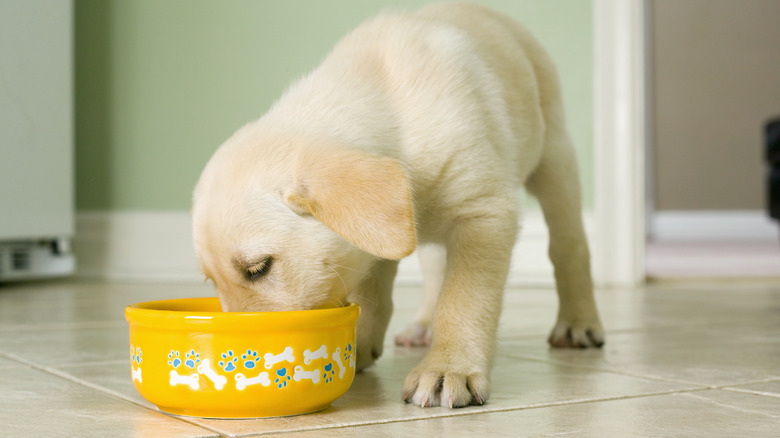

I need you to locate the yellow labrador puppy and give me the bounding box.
[193,3,603,408]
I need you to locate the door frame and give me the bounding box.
[591,0,647,286]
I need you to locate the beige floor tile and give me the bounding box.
[0,324,131,366]
[274,389,780,438]
[500,283,780,338]
[503,323,780,387]
[1,279,778,437]
[0,354,20,369]
[55,361,153,407]
[0,281,213,330]
[0,366,218,437]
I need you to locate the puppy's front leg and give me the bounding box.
[402,209,517,408]
[351,259,398,371]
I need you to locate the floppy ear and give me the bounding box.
[285,146,416,260]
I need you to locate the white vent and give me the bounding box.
[0,241,75,282]
[11,246,31,271]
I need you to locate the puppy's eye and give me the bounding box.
[246,257,272,281]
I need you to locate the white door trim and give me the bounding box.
[591,0,647,286]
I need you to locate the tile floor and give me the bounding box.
[1,280,779,437]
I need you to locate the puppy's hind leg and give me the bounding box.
[394,244,445,347]
[525,122,604,349]
[352,259,398,371]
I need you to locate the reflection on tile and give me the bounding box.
[0,366,217,438]
[279,390,780,438]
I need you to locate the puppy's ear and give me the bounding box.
[285,146,416,260]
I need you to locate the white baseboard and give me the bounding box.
[74,211,202,282]
[395,211,565,287]
[650,210,778,242]
[73,211,594,285]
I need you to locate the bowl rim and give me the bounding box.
[125,297,359,331]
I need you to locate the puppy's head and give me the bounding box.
[192,126,416,312]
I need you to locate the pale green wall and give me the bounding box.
[75,0,592,211]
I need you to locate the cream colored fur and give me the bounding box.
[192,3,603,409]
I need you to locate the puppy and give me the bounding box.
[192,2,604,408]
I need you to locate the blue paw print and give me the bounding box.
[275,367,291,388]
[323,362,335,383]
[168,350,181,368]
[344,343,353,362]
[131,346,142,365]
[242,349,260,369]
[184,350,201,369]
[219,350,238,372]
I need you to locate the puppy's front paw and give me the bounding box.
[548,318,604,348]
[394,321,432,347]
[402,361,489,408]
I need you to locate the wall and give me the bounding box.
[72,0,593,282]
[651,0,780,212]
[75,0,594,212]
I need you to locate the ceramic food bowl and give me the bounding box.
[125,298,359,418]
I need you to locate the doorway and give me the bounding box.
[644,0,780,280]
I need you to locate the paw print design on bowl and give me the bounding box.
[323,362,335,383]
[184,350,201,369]
[241,350,260,369]
[168,350,181,368]
[219,350,238,372]
[130,345,143,383]
[158,344,358,391]
[275,367,291,388]
[130,345,142,365]
[343,343,354,365]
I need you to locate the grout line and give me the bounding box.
[722,387,780,399]
[720,378,780,399]
[678,391,780,419]
[0,352,232,437]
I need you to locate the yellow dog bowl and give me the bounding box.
[125,298,359,419]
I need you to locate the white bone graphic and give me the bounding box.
[304,345,327,364]
[235,372,271,390]
[349,352,356,369]
[197,358,227,390]
[264,346,295,369]
[332,348,346,379]
[170,370,199,389]
[131,366,142,383]
[293,366,320,384]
